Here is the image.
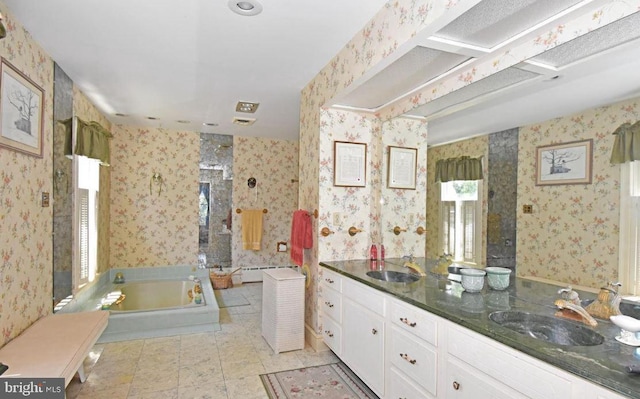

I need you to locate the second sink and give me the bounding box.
[489,311,604,346]
[366,270,421,283]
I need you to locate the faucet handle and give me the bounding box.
[609,282,622,293]
[557,286,580,305]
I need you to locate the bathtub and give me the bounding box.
[56,266,220,343]
[106,280,205,313]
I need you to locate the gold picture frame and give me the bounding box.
[535,139,593,185]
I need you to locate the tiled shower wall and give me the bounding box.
[486,129,519,268]
[199,133,233,268]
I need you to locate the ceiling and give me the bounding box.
[2,0,388,141]
[4,1,640,146]
[334,0,640,145]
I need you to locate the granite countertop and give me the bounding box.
[319,258,640,398]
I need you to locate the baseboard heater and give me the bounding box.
[241,266,296,283]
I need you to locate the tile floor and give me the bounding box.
[65,282,338,399]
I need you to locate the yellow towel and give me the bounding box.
[242,210,263,250]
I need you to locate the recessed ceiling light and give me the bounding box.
[236,101,259,113]
[228,0,262,16]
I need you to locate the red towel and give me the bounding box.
[290,210,313,266]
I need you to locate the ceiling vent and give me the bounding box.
[236,101,260,113]
[233,117,256,126]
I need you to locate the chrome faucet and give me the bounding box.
[554,286,598,327]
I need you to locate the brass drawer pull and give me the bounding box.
[325,278,334,284]
[324,330,334,338]
[372,328,378,335]
[453,381,460,390]
[400,317,416,327]
[325,301,334,308]
[400,353,417,364]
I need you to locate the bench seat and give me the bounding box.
[0,311,109,387]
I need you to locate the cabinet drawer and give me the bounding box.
[322,314,342,355]
[389,326,437,396]
[320,285,342,323]
[389,298,438,345]
[321,268,342,292]
[388,366,433,399]
[447,324,571,399]
[343,277,385,316]
[445,357,528,399]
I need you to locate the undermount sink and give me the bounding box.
[489,311,604,346]
[366,270,421,283]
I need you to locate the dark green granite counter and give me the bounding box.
[319,258,640,398]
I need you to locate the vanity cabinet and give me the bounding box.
[342,277,386,396]
[319,267,634,399]
[320,268,343,355]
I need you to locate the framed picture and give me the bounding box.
[334,141,366,187]
[0,58,45,157]
[536,139,593,185]
[388,146,417,189]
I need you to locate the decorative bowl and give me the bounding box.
[460,268,486,293]
[485,267,512,290]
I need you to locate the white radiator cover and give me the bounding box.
[261,268,306,353]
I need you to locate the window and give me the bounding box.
[440,180,482,264]
[619,161,640,296]
[74,155,100,288]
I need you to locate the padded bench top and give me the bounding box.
[0,311,109,383]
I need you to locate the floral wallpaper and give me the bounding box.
[109,126,199,268]
[516,97,639,287]
[426,135,489,263]
[0,4,55,346]
[381,117,428,259]
[231,136,299,269]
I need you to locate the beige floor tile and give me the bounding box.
[178,382,227,399]
[128,372,179,396]
[75,384,131,399]
[178,362,225,386]
[99,340,144,362]
[225,375,269,399]
[221,359,265,380]
[128,387,178,399]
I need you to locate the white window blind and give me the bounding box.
[620,161,640,296]
[442,201,455,255]
[462,201,476,262]
[78,189,89,284]
[74,155,100,290]
[440,180,482,264]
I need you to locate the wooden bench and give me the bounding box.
[0,311,109,387]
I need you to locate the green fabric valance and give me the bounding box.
[610,121,640,164]
[61,117,112,165]
[435,156,483,182]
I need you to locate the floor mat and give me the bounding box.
[214,289,250,308]
[260,362,378,399]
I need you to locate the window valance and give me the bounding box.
[61,117,112,166]
[610,121,640,164]
[435,156,483,182]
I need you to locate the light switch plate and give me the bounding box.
[332,212,341,225]
[41,192,50,207]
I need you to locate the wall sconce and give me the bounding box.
[150,172,164,196]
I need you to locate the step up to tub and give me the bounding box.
[0,311,109,387]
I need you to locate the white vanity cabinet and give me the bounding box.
[318,267,635,399]
[387,298,439,398]
[342,277,386,397]
[320,268,343,355]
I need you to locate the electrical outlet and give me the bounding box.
[523,204,533,214]
[41,192,50,207]
[332,212,341,225]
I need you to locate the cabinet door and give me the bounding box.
[343,297,385,396]
[445,357,528,399]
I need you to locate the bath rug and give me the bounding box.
[260,362,378,399]
[214,289,250,308]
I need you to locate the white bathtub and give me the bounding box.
[107,280,205,313]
